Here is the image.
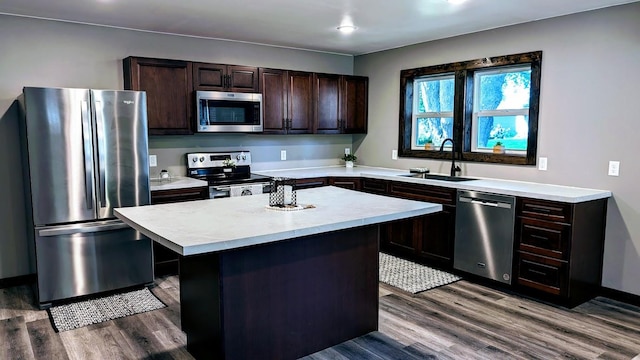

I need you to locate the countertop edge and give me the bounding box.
[255,166,612,204]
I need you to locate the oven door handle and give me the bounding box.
[213,185,231,192]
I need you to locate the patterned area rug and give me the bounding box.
[379,252,461,294]
[48,288,166,332]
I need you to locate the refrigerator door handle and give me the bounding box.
[38,220,130,237]
[94,100,107,207]
[81,100,94,210]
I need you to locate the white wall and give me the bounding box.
[0,15,353,279]
[354,3,640,295]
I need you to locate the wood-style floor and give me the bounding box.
[1,276,639,359]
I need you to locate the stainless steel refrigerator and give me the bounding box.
[19,87,153,309]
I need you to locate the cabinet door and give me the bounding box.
[260,68,288,134]
[381,218,415,257]
[287,71,314,134]
[193,63,259,92]
[123,57,193,135]
[193,62,227,90]
[313,73,341,134]
[228,65,259,92]
[342,76,368,134]
[415,205,455,269]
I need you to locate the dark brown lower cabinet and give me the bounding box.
[514,197,608,307]
[380,181,456,270]
[150,186,209,277]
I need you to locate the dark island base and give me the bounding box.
[180,225,380,360]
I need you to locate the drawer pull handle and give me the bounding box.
[528,269,547,276]
[524,224,561,235]
[530,234,549,241]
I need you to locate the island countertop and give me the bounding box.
[115,186,442,256]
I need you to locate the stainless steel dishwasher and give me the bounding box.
[454,190,516,284]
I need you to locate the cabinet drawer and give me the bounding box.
[361,178,389,195]
[295,177,328,189]
[151,187,209,204]
[518,198,572,223]
[328,177,361,191]
[518,217,570,259]
[516,252,567,296]
[389,181,456,205]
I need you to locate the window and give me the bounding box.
[399,51,542,165]
[412,74,454,149]
[472,66,531,154]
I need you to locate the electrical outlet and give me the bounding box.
[280,150,287,161]
[392,150,398,160]
[149,155,157,167]
[345,148,350,155]
[538,157,547,171]
[608,161,620,176]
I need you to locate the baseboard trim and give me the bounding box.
[600,286,640,307]
[0,274,36,289]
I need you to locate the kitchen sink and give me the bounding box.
[397,173,477,182]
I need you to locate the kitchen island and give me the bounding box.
[115,186,441,359]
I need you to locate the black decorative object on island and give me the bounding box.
[269,177,297,207]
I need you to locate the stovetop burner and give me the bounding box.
[186,151,271,186]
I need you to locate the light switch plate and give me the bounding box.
[280,150,287,161]
[538,157,547,171]
[345,148,350,155]
[392,150,398,160]
[149,155,157,167]
[608,161,620,176]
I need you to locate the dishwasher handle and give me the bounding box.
[460,196,513,209]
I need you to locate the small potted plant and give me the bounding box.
[341,153,357,168]
[492,141,505,154]
[424,138,434,150]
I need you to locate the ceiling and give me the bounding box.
[1,0,637,55]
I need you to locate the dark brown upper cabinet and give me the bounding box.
[314,74,368,134]
[260,68,314,134]
[193,63,259,93]
[123,56,193,135]
[313,73,341,134]
[341,75,368,134]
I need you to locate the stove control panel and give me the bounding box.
[186,151,252,169]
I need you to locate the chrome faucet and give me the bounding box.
[439,138,461,177]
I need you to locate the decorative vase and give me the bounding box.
[345,161,354,168]
[424,143,434,150]
[492,145,505,154]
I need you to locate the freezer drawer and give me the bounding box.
[35,220,153,308]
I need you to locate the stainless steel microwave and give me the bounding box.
[196,91,263,133]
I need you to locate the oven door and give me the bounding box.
[209,183,269,199]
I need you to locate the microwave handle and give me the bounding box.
[204,99,210,125]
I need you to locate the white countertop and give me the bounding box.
[150,176,208,191]
[256,166,612,203]
[115,186,442,256]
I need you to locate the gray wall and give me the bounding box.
[354,3,640,295]
[0,15,353,279]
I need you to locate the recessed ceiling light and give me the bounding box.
[448,0,467,4]
[337,25,357,34]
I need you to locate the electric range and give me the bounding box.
[186,151,271,198]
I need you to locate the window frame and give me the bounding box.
[399,51,542,165]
